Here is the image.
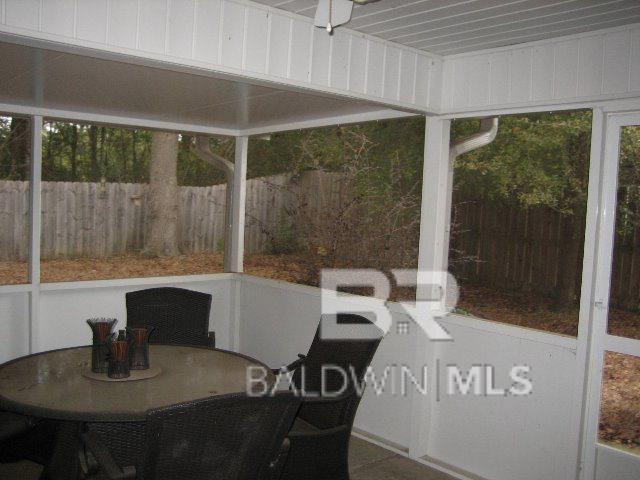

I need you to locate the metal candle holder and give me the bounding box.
[127,327,154,370]
[107,337,131,379]
[87,318,117,373]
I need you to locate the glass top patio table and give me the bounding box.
[0,345,273,422]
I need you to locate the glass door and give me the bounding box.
[583,113,640,480]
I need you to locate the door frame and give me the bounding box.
[579,111,640,480]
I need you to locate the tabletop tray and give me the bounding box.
[82,365,162,382]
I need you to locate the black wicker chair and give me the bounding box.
[0,412,55,465]
[276,314,383,480]
[78,392,301,480]
[125,287,215,348]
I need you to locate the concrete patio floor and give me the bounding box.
[348,436,456,480]
[0,435,456,480]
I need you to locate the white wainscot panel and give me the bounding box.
[426,318,578,480]
[596,444,640,480]
[0,293,29,364]
[442,25,640,113]
[37,278,233,353]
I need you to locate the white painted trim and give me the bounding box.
[38,273,236,292]
[28,115,42,353]
[442,314,577,350]
[0,284,33,294]
[228,136,248,273]
[239,109,417,136]
[574,107,606,480]
[0,103,242,137]
[579,111,640,480]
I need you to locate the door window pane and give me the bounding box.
[599,351,640,452]
[607,126,640,340]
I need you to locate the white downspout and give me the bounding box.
[450,117,499,159]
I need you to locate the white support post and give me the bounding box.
[409,117,453,459]
[228,136,248,273]
[28,115,43,354]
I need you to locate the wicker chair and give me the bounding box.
[125,287,215,348]
[78,392,301,480]
[276,314,383,480]
[0,412,55,465]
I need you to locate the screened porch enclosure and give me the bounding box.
[0,1,639,480]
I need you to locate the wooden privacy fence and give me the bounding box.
[450,198,640,309]
[0,171,343,261]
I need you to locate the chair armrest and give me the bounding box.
[287,424,349,440]
[79,431,137,480]
[207,331,216,349]
[271,354,306,375]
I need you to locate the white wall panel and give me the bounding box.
[596,445,640,480]
[5,0,39,31]
[383,45,400,101]
[399,51,417,104]
[414,56,431,107]
[193,0,221,64]
[220,0,244,69]
[509,48,532,103]
[427,316,578,480]
[76,0,108,44]
[139,0,168,54]
[554,40,579,99]
[365,40,385,98]
[41,0,74,38]
[0,293,29,364]
[244,7,268,73]
[0,0,440,113]
[288,18,311,82]
[107,0,138,50]
[330,31,350,91]
[267,13,290,78]
[442,24,640,113]
[167,0,196,59]
[603,29,631,94]
[310,27,330,86]
[348,35,367,94]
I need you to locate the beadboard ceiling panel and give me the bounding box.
[255,0,640,54]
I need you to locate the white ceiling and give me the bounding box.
[0,41,407,134]
[255,0,640,55]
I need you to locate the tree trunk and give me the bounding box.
[89,126,99,181]
[7,117,29,180]
[144,132,179,257]
[70,124,78,181]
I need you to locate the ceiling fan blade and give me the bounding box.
[313,0,354,29]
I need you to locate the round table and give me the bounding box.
[0,345,273,422]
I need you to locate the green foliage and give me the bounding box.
[267,216,299,255]
[451,111,593,216]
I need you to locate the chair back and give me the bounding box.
[293,314,383,429]
[126,287,212,347]
[142,392,301,480]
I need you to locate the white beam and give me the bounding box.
[409,117,453,459]
[228,136,249,273]
[28,115,43,353]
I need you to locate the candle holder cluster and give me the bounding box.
[87,319,153,379]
